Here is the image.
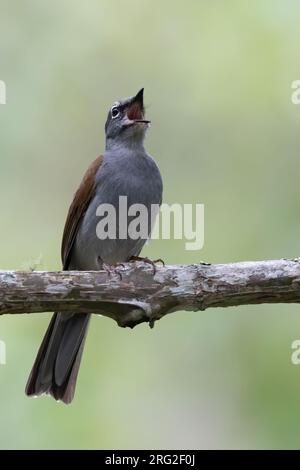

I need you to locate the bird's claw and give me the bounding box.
[103,262,125,280]
[129,256,165,274]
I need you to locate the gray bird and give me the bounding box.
[25,89,163,403]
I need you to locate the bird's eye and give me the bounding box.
[111,106,120,119]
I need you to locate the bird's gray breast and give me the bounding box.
[71,151,162,270]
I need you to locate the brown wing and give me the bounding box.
[61,155,104,269]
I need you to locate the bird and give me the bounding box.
[25,88,163,404]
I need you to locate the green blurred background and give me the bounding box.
[1,0,300,449]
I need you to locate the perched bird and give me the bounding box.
[26,89,163,404]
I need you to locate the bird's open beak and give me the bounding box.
[126,88,151,124]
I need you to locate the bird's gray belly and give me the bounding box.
[70,151,162,271]
[71,191,156,270]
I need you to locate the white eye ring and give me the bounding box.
[111,106,120,119]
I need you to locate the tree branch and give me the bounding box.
[0,258,300,328]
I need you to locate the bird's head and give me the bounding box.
[105,88,150,149]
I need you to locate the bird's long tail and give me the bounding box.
[25,312,90,404]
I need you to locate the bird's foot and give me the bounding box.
[129,256,165,274]
[103,262,125,280]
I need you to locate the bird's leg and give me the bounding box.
[102,261,125,280]
[129,256,165,275]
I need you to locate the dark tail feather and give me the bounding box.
[25,312,90,404]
